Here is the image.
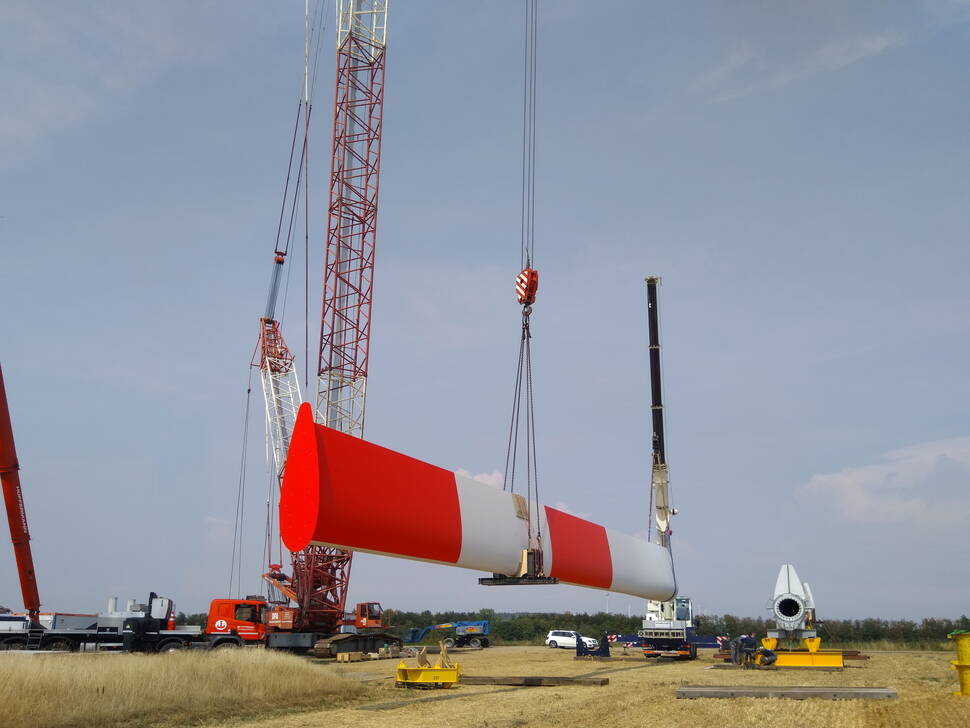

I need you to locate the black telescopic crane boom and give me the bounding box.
[645,276,665,465]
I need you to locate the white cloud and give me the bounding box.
[811,32,909,73]
[0,2,181,152]
[456,468,505,488]
[798,436,970,524]
[697,44,755,89]
[713,31,908,102]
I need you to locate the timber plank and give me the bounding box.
[710,664,844,672]
[462,675,609,687]
[677,685,896,700]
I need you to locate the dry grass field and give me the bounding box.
[1,645,967,728]
[232,646,969,728]
[0,649,363,728]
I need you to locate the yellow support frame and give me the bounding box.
[395,661,462,688]
[760,637,844,668]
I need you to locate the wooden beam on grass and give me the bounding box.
[677,685,897,700]
[461,676,609,687]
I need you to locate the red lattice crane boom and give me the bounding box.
[0,364,41,623]
[298,1,386,631]
[256,1,387,633]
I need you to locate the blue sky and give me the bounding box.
[1,1,968,621]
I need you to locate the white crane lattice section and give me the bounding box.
[337,0,387,51]
[258,319,303,479]
[260,362,302,480]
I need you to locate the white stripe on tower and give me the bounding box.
[454,473,529,575]
[605,528,676,600]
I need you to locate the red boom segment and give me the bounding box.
[0,365,41,621]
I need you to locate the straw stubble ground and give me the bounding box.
[2,645,968,727]
[232,646,970,728]
[0,649,363,728]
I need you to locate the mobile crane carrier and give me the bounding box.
[635,277,698,660]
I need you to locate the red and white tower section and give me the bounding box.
[281,404,677,602]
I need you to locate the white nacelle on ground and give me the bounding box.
[767,564,817,640]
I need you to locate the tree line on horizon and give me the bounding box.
[384,609,969,644]
[173,608,970,644]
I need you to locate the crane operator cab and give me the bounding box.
[355,602,384,629]
[674,597,694,623]
[338,602,386,632]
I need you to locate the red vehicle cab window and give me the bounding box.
[235,604,257,622]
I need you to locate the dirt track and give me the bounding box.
[225,646,970,728]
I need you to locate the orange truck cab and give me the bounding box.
[352,602,384,630]
[206,598,267,643]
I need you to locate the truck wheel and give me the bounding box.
[42,638,75,652]
[0,638,27,650]
[158,640,186,653]
[481,638,490,648]
[443,638,456,649]
[688,644,697,660]
[469,637,482,648]
[548,641,558,649]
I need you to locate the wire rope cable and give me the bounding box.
[254,0,330,595]
[519,0,539,269]
[229,373,254,598]
[503,0,544,557]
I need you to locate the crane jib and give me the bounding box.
[0,365,42,622]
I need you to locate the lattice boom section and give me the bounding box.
[258,319,303,478]
[318,371,367,439]
[302,3,386,632]
[289,546,353,632]
[316,27,385,433]
[337,0,387,50]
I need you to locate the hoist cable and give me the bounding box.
[274,102,304,257]
[502,323,526,493]
[308,0,328,103]
[229,373,254,598]
[304,102,311,390]
[260,430,275,596]
[519,0,539,269]
[505,1,543,556]
[527,0,538,266]
[524,314,542,549]
[278,106,311,328]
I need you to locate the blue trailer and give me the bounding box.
[403,620,490,648]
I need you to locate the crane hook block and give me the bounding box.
[515,267,539,305]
